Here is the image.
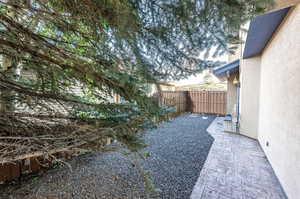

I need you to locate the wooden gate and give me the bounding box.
[161,91,188,113]
[187,91,226,115]
[161,91,226,116]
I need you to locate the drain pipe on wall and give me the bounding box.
[236,83,241,133]
[233,75,241,134]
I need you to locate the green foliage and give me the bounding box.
[0,0,273,154]
[31,177,39,183]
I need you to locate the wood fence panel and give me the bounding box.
[160,91,188,114]
[188,91,226,115]
[161,91,226,116]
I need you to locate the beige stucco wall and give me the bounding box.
[257,5,300,199]
[226,74,238,116]
[228,24,248,63]
[228,45,242,63]
[273,0,300,11]
[239,56,261,139]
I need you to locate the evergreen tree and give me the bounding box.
[0,0,273,159]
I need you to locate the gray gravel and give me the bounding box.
[0,114,215,199]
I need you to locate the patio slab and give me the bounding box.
[190,117,287,199]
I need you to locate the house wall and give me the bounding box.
[273,0,300,11]
[160,85,176,91]
[257,5,300,199]
[226,74,238,116]
[228,22,250,64]
[228,45,242,63]
[239,56,261,139]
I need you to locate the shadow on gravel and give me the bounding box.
[141,114,215,199]
[0,114,215,199]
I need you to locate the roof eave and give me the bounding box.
[243,7,291,59]
[213,60,240,80]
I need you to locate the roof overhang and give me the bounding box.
[159,82,176,87]
[243,7,291,59]
[213,60,239,81]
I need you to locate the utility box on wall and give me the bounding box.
[223,115,237,133]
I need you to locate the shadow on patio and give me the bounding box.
[191,117,287,199]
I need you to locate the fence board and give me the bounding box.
[161,91,226,116]
[188,91,226,115]
[160,91,188,114]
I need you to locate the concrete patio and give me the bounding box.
[191,117,287,199]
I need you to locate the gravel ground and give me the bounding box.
[0,114,215,199]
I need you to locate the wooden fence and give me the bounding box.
[161,91,226,116]
[1,91,226,184]
[161,91,188,114]
[187,91,226,115]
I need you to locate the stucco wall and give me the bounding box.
[226,74,238,116]
[239,56,261,139]
[228,24,248,63]
[273,0,300,10]
[228,45,242,63]
[257,5,300,199]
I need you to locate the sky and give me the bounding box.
[175,53,228,86]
